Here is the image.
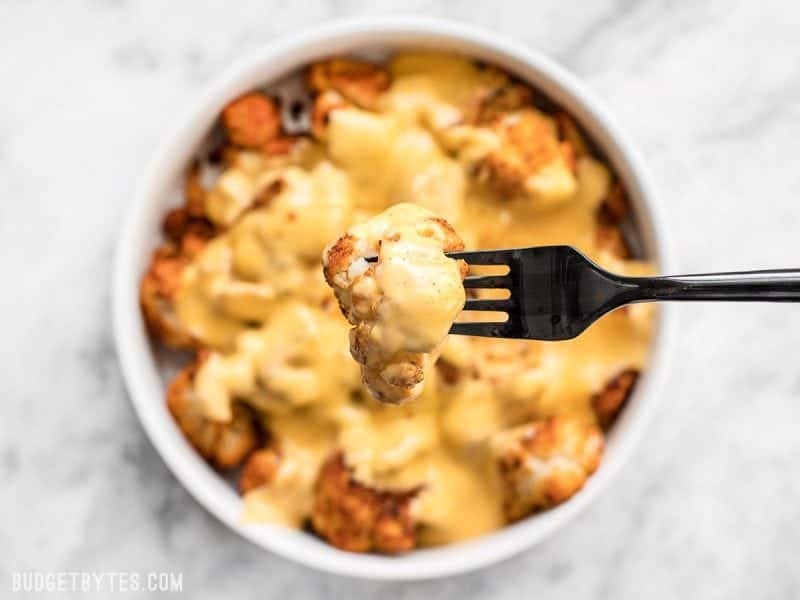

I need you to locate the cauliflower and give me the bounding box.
[166,357,260,468]
[323,203,467,404]
[139,160,220,349]
[307,58,390,109]
[240,446,281,494]
[221,92,282,149]
[591,369,639,429]
[188,299,359,421]
[492,417,604,521]
[478,108,578,206]
[139,240,200,349]
[175,161,353,349]
[311,453,419,553]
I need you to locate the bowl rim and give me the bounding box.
[112,15,676,580]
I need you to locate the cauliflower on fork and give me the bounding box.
[323,203,468,404]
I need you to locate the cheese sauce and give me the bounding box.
[172,52,655,544]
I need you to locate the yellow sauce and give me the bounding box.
[173,51,655,545]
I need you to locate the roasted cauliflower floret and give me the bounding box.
[307,58,390,109]
[140,162,219,349]
[221,92,282,149]
[591,369,639,429]
[478,109,578,206]
[240,446,281,494]
[191,301,360,420]
[175,161,353,349]
[492,417,604,521]
[166,358,260,468]
[323,203,467,404]
[140,243,195,349]
[311,453,419,553]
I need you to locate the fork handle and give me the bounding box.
[621,269,800,303]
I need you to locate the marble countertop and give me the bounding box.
[4,1,800,597]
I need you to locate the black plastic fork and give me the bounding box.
[446,245,800,340]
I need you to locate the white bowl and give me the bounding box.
[112,16,676,580]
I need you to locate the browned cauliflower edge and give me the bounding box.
[311,453,420,554]
[493,417,604,522]
[166,357,260,469]
[140,242,195,349]
[555,111,590,158]
[307,58,390,109]
[474,79,536,124]
[140,160,218,349]
[595,181,632,259]
[591,369,640,430]
[310,90,352,140]
[239,446,281,494]
[478,109,577,204]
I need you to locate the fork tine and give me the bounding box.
[462,275,511,289]
[363,249,515,266]
[447,249,515,265]
[449,321,512,337]
[463,298,515,312]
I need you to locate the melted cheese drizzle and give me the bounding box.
[173,52,655,546]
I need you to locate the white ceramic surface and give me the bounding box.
[112,16,675,580]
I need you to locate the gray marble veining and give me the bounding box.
[3,1,800,598]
